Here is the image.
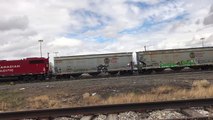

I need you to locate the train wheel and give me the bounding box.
[89,72,100,77]
[189,66,200,70]
[71,73,81,78]
[56,76,60,79]
[23,76,32,82]
[209,65,213,70]
[119,71,127,76]
[62,74,71,79]
[29,76,36,81]
[144,69,153,74]
[108,71,118,76]
[23,76,28,81]
[154,68,165,73]
[127,70,133,75]
[120,70,133,76]
[18,76,23,80]
[171,67,184,72]
[201,65,210,70]
[37,75,45,80]
[138,69,153,74]
[138,70,145,74]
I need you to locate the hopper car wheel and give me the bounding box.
[171,67,184,72]
[62,74,71,79]
[89,72,100,76]
[56,75,62,80]
[138,70,145,74]
[71,73,81,78]
[138,69,153,74]
[55,75,61,79]
[120,71,127,76]
[189,66,200,70]
[144,69,153,74]
[201,65,210,70]
[120,70,133,76]
[210,65,213,70]
[154,68,165,73]
[127,70,133,75]
[108,71,118,76]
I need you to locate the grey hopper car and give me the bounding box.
[54,52,133,78]
[136,47,213,74]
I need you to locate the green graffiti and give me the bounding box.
[160,60,196,68]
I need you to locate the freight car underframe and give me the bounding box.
[137,64,213,74]
[54,65,213,80]
[54,59,213,79]
[55,69,134,79]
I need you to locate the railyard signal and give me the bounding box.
[38,40,43,57]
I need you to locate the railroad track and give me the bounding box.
[0,98,213,120]
[1,69,213,85]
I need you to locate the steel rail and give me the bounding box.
[1,69,213,85]
[171,117,213,120]
[0,98,213,120]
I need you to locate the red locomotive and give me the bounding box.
[0,57,49,80]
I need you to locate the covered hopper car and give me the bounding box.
[54,52,134,78]
[137,47,213,74]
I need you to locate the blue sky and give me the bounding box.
[119,12,188,34]
[0,0,213,59]
[66,0,191,42]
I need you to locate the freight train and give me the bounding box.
[0,47,213,80]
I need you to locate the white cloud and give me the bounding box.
[204,13,213,25]
[48,37,82,48]
[0,16,29,31]
[0,0,213,60]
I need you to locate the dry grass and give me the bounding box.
[151,85,177,94]
[0,102,8,111]
[192,79,210,88]
[24,80,212,109]
[82,95,103,105]
[99,80,213,105]
[0,91,24,111]
[27,95,60,109]
[1,80,212,111]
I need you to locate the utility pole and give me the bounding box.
[38,40,43,57]
[200,38,205,47]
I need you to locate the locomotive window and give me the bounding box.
[29,60,45,64]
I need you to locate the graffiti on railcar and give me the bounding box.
[111,57,118,63]
[160,60,196,68]
[97,57,110,73]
